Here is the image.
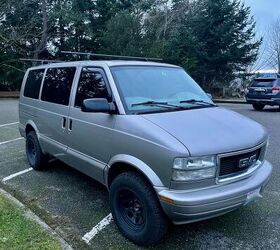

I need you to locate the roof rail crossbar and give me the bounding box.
[20,59,63,65]
[61,51,163,62]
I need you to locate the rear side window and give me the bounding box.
[75,68,109,107]
[252,79,275,88]
[24,69,45,99]
[41,67,76,106]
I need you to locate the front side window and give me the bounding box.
[75,68,109,107]
[24,69,45,99]
[111,66,213,114]
[41,67,76,105]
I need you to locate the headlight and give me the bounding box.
[172,156,217,181]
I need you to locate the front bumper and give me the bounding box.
[246,97,280,105]
[157,160,272,224]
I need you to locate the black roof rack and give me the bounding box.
[61,51,163,62]
[20,59,63,65]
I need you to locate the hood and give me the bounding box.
[141,107,267,156]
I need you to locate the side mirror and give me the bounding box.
[207,93,213,100]
[81,98,116,114]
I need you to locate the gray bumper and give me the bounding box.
[157,160,272,224]
[246,98,280,105]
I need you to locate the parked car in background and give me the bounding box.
[245,74,280,110]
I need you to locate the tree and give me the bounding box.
[267,18,280,73]
[0,0,261,91]
[165,0,261,89]
[100,10,143,56]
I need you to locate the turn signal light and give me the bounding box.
[272,86,280,94]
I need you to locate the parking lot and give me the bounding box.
[0,99,279,249]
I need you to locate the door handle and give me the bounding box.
[62,117,67,129]
[68,119,73,131]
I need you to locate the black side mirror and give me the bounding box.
[81,98,116,114]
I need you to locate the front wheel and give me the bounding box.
[253,103,265,111]
[109,172,168,246]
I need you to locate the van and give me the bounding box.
[19,60,272,246]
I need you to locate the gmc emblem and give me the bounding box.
[239,154,257,169]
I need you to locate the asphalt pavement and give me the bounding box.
[0,99,279,249]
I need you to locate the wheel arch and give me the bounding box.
[105,154,164,189]
[25,120,39,136]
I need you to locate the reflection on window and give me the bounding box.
[41,67,76,105]
[24,69,45,99]
[75,68,108,107]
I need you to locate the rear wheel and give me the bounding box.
[252,104,265,111]
[109,172,168,246]
[26,131,48,170]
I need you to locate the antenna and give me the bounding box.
[61,51,163,62]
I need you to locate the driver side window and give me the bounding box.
[75,68,109,107]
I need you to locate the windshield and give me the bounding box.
[111,66,214,114]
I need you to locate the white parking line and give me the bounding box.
[82,213,113,244]
[0,122,19,128]
[2,168,33,182]
[0,137,24,146]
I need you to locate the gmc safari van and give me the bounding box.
[19,60,272,246]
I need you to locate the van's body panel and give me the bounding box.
[142,106,268,156]
[19,60,272,225]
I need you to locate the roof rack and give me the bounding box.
[61,51,163,62]
[20,59,63,65]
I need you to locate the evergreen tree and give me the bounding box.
[168,0,261,88]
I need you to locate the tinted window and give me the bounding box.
[75,68,109,107]
[252,79,275,88]
[24,69,45,99]
[41,67,76,105]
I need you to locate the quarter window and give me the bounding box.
[41,67,76,105]
[75,68,109,107]
[24,69,45,99]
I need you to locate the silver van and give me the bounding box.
[19,60,272,246]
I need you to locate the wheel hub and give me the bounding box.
[118,189,145,229]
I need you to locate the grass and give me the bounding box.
[0,194,62,250]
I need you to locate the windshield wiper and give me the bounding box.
[180,99,216,106]
[131,101,184,109]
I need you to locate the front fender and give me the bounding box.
[105,154,164,188]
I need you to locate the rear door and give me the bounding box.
[37,66,77,160]
[64,67,116,183]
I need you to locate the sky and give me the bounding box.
[243,0,280,35]
[243,0,280,71]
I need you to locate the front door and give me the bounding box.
[64,67,116,183]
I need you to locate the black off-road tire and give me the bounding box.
[253,104,265,111]
[109,171,168,246]
[26,131,48,170]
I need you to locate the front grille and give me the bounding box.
[219,148,261,177]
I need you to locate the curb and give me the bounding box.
[0,188,74,250]
[0,96,19,99]
[213,99,247,104]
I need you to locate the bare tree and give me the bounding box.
[34,0,48,59]
[267,18,280,73]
